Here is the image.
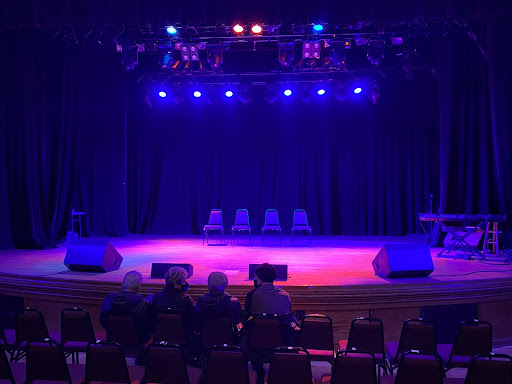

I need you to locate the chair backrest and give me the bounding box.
[299,314,334,351]
[394,351,444,384]
[154,312,188,345]
[205,346,250,384]
[346,318,385,355]
[0,346,15,383]
[61,307,96,344]
[267,347,312,384]
[264,209,280,226]
[16,308,49,344]
[200,315,235,347]
[330,350,377,384]
[395,318,437,358]
[105,311,145,354]
[234,209,250,226]
[144,343,190,384]
[293,209,309,226]
[465,353,512,384]
[450,320,492,359]
[25,340,72,384]
[248,314,283,350]
[85,342,131,384]
[208,209,223,225]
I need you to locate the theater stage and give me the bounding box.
[1,235,512,344]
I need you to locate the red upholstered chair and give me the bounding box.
[380,351,445,384]
[143,342,201,384]
[299,314,335,362]
[339,317,388,376]
[61,307,97,364]
[25,340,72,384]
[463,353,512,384]
[204,345,255,384]
[267,347,313,384]
[321,350,377,384]
[203,209,224,245]
[84,341,144,384]
[385,318,437,374]
[12,308,50,362]
[438,319,492,371]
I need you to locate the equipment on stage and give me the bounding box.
[64,239,123,273]
[419,213,507,259]
[372,244,434,278]
[151,263,194,279]
[249,264,288,281]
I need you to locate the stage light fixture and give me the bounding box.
[120,46,138,71]
[335,84,348,102]
[239,84,252,104]
[225,90,234,98]
[283,89,292,97]
[189,45,200,61]
[313,24,324,32]
[391,36,404,45]
[186,26,199,37]
[158,91,167,98]
[329,42,347,69]
[278,42,295,68]
[166,26,177,35]
[303,41,321,59]
[215,23,227,35]
[170,60,182,73]
[317,88,326,95]
[367,40,385,66]
[193,90,202,98]
[233,24,244,34]
[207,44,224,70]
[265,84,277,104]
[251,24,263,34]
[355,37,368,46]
[158,49,174,70]
[353,87,362,94]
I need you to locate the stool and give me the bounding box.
[71,209,85,238]
[483,221,501,255]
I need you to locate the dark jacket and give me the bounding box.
[150,286,195,320]
[196,292,242,325]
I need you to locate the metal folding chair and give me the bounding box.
[204,208,224,245]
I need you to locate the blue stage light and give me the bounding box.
[166,26,177,35]
[193,91,202,98]
[225,90,233,98]
[284,89,292,96]
[313,24,324,32]
[158,91,167,98]
[317,89,326,95]
[353,87,362,94]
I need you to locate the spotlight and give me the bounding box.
[233,24,244,34]
[193,91,202,98]
[278,42,295,68]
[166,26,177,35]
[313,24,324,32]
[335,85,348,102]
[283,89,292,97]
[189,45,200,61]
[207,44,223,70]
[158,49,174,70]
[239,84,252,104]
[120,46,138,71]
[317,88,326,95]
[265,85,277,104]
[251,24,263,35]
[367,40,385,66]
[158,91,167,98]
[302,41,321,59]
[353,87,362,94]
[225,90,234,98]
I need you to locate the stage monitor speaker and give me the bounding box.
[372,244,434,278]
[151,263,194,279]
[248,264,288,281]
[64,239,123,273]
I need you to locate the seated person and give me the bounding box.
[146,266,195,322]
[196,271,242,328]
[99,270,152,344]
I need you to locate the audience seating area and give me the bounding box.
[1,307,511,384]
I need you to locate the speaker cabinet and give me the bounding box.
[151,263,194,279]
[248,264,288,281]
[372,244,434,278]
[64,239,123,273]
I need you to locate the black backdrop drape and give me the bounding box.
[1,18,511,249]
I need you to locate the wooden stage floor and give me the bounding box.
[1,235,512,344]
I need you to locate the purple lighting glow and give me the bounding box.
[353,87,362,94]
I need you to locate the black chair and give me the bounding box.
[267,347,313,384]
[463,353,512,384]
[12,308,49,362]
[380,350,445,384]
[61,307,97,363]
[321,350,378,384]
[0,345,16,384]
[25,340,72,384]
[204,345,253,384]
[299,314,334,362]
[199,315,237,347]
[153,311,188,345]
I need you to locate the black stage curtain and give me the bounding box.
[1,19,511,248]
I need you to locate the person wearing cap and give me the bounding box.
[196,271,242,327]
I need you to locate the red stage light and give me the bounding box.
[251,24,263,34]
[233,24,244,34]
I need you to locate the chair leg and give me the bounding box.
[291,230,294,244]
[262,230,264,245]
